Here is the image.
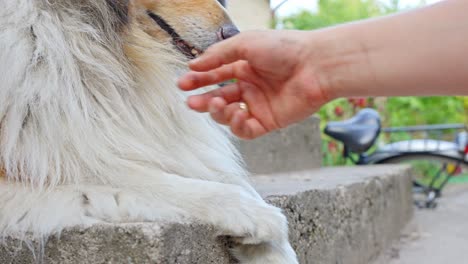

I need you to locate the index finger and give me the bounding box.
[189,32,249,72]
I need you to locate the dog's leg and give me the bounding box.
[232,240,299,264]
[0,174,297,263]
[0,173,287,245]
[112,173,290,245]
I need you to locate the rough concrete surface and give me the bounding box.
[256,165,414,264]
[0,222,233,264]
[0,165,412,264]
[238,116,322,175]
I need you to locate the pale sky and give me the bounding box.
[271,0,443,16]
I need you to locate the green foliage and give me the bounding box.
[278,1,467,166]
[282,0,401,30]
[384,97,465,127]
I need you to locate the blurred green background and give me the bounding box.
[276,0,468,166]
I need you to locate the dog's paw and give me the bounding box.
[212,188,289,245]
[232,202,288,245]
[231,241,299,264]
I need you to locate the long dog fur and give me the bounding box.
[0,1,298,263]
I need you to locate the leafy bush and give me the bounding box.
[281,0,400,30]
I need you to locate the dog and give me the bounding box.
[0,0,298,263]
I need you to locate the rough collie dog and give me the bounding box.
[0,0,298,263]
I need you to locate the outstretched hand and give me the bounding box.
[179,1,468,139]
[178,30,329,139]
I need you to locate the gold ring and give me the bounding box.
[239,102,249,112]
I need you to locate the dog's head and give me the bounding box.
[106,0,238,60]
[0,0,240,185]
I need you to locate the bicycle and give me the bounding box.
[324,108,468,209]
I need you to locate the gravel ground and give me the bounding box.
[377,184,468,264]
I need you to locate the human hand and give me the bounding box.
[179,1,468,140]
[178,30,331,139]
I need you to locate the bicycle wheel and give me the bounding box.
[375,154,468,209]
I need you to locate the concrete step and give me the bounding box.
[254,165,413,264]
[0,165,413,264]
[238,116,322,174]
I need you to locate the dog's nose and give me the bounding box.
[219,24,240,40]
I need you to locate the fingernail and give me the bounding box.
[189,58,201,65]
[186,97,194,107]
[185,74,198,84]
[177,79,185,89]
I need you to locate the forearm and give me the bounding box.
[312,0,468,99]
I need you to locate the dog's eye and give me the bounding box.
[147,11,178,38]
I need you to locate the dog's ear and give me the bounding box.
[106,0,130,27]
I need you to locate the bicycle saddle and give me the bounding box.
[324,108,381,154]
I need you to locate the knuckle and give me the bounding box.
[212,112,227,125]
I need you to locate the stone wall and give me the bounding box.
[239,117,322,174]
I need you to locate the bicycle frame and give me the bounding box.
[339,123,468,208]
[353,123,468,165]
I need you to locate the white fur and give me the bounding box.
[0,0,298,263]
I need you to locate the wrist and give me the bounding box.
[305,24,375,100]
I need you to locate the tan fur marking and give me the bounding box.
[133,0,230,35]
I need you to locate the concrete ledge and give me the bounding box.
[0,165,413,264]
[255,165,413,264]
[1,223,233,264]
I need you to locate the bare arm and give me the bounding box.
[178,0,468,139]
[320,0,468,99]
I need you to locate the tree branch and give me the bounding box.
[272,0,290,12]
